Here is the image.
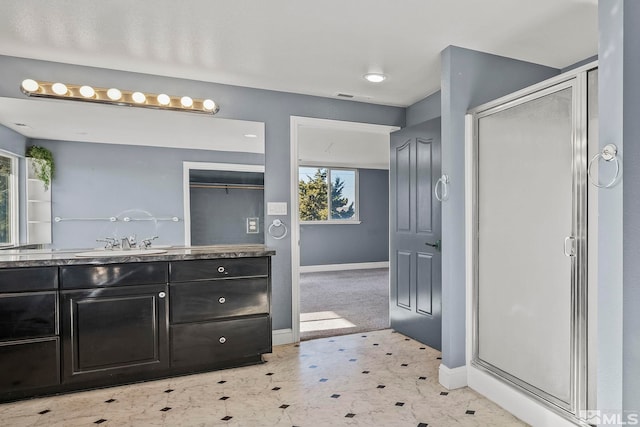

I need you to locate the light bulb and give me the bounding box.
[21,79,39,93]
[363,73,386,83]
[132,92,146,103]
[107,88,122,101]
[180,96,193,108]
[52,82,68,95]
[79,85,95,98]
[202,99,217,111]
[157,93,170,105]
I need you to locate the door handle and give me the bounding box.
[564,236,576,257]
[425,239,441,252]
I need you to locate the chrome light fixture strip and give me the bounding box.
[20,79,220,115]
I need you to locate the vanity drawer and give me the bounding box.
[0,338,60,393]
[0,291,57,341]
[61,262,168,289]
[170,316,271,368]
[0,267,58,293]
[170,278,269,324]
[170,257,268,282]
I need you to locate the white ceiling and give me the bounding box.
[298,126,391,170]
[0,0,598,107]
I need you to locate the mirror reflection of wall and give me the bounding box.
[189,169,264,245]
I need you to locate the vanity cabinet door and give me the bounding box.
[61,284,169,383]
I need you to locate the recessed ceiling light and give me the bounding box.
[244,134,258,138]
[363,73,386,83]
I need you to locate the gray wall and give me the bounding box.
[300,168,389,266]
[33,139,264,248]
[560,55,598,73]
[440,46,559,369]
[190,186,264,245]
[0,55,405,331]
[621,0,640,412]
[598,0,640,414]
[406,91,441,127]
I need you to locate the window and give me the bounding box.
[0,153,18,246]
[299,167,358,222]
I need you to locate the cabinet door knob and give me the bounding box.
[218,297,226,304]
[219,337,227,344]
[217,266,225,273]
[158,292,166,298]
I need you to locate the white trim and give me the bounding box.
[272,328,295,346]
[299,261,389,273]
[439,364,468,390]
[468,366,579,427]
[182,161,265,246]
[300,160,388,170]
[291,116,400,344]
[300,220,362,225]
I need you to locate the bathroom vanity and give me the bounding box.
[0,245,274,402]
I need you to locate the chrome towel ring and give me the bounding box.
[268,219,288,240]
[435,174,450,202]
[588,144,620,188]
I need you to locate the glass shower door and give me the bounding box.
[473,79,585,413]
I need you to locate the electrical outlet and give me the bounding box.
[246,217,259,234]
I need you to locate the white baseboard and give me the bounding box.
[299,261,389,273]
[468,366,579,427]
[272,328,295,346]
[439,364,468,390]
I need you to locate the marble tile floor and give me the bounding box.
[0,330,528,427]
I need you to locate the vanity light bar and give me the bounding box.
[20,79,220,115]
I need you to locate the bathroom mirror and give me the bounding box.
[0,97,265,249]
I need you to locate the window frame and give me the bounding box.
[0,151,19,247]
[298,165,361,225]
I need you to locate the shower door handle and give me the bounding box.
[564,236,576,257]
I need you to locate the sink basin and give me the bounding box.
[75,249,168,258]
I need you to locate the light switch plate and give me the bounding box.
[267,202,287,215]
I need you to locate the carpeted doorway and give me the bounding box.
[299,268,389,341]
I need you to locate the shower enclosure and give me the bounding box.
[469,64,598,424]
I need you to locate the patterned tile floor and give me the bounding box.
[0,330,528,426]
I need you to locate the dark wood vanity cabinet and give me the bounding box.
[0,254,273,401]
[169,257,272,370]
[0,267,60,397]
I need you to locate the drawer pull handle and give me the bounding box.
[219,337,227,344]
[217,266,225,273]
[158,292,166,298]
[218,297,226,304]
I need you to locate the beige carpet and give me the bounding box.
[299,268,389,341]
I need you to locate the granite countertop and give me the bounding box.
[0,245,276,268]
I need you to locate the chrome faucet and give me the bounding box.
[121,235,136,250]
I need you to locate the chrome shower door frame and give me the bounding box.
[469,67,591,424]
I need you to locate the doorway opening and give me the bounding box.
[290,116,400,342]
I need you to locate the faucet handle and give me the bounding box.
[140,236,159,248]
[97,237,117,249]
